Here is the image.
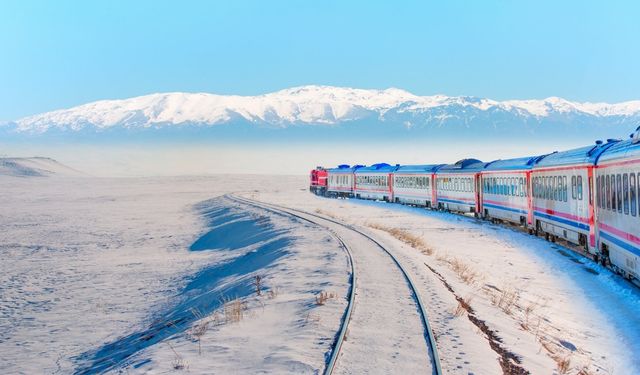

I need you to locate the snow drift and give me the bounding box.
[0,157,85,177]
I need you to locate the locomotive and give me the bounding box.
[309,127,640,282]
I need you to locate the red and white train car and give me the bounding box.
[480,156,548,227]
[391,164,444,207]
[435,159,484,214]
[354,163,398,201]
[594,133,640,278]
[326,164,361,198]
[531,140,619,253]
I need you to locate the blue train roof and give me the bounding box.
[598,134,640,163]
[326,164,365,173]
[483,155,548,171]
[393,164,445,173]
[437,158,485,173]
[534,139,621,168]
[354,163,400,174]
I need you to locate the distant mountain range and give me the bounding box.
[3,86,640,141]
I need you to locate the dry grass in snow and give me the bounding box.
[367,222,435,255]
[315,291,336,306]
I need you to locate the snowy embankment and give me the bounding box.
[0,176,349,374]
[257,181,640,375]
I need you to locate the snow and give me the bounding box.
[0,157,86,177]
[0,175,349,374]
[256,183,640,375]
[2,172,640,374]
[14,85,640,132]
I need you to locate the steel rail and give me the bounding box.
[228,194,442,375]
[225,194,356,375]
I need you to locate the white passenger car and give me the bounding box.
[435,159,484,214]
[391,164,444,207]
[595,134,640,278]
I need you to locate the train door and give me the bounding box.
[526,171,534,226]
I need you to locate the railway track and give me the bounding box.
[227,194,442,375]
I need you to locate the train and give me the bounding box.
[309,127,640,283]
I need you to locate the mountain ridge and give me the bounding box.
[8,85,640,134]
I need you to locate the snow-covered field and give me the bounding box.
[258,185,640,375]
[0,175,350,374]
[1,173,639,374]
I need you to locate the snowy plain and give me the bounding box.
[1,173,639,374]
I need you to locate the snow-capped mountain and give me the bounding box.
[7,85,640,135]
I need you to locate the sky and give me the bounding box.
[1,0,639,121]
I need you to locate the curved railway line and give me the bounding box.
[227,194,442,375]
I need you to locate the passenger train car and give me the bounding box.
[309,126,640,283]
[435,159,484,214]
[391,164,444,207]
[531,140,619,253]
[480,155,548,228]
[326,164,362,198]
[595,136,640,279]
[354,163,398,201]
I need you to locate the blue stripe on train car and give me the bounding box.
[483,203,527,215]
[534,211,590,231]
[439,198,473,206]
[600,231,640,257]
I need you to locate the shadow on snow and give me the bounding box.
[73,197,292,374]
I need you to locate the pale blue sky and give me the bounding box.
[1,0,639,120]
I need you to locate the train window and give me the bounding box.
[604,175,607,208]
[600,175,606,208]
[604,175,609,209]
[571,176,576,200]
[632,173,638,217]
[551,176,556,201]
[612,175,617,211]
[596,176,601,208]
[562,176,568,202]
[616,174,622,213]
[624,174,630,215]
[606,175,611,210]
[510,178,515,196]
[577,176,583,201]
[519,177,524,197]
[588,176,593,204]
